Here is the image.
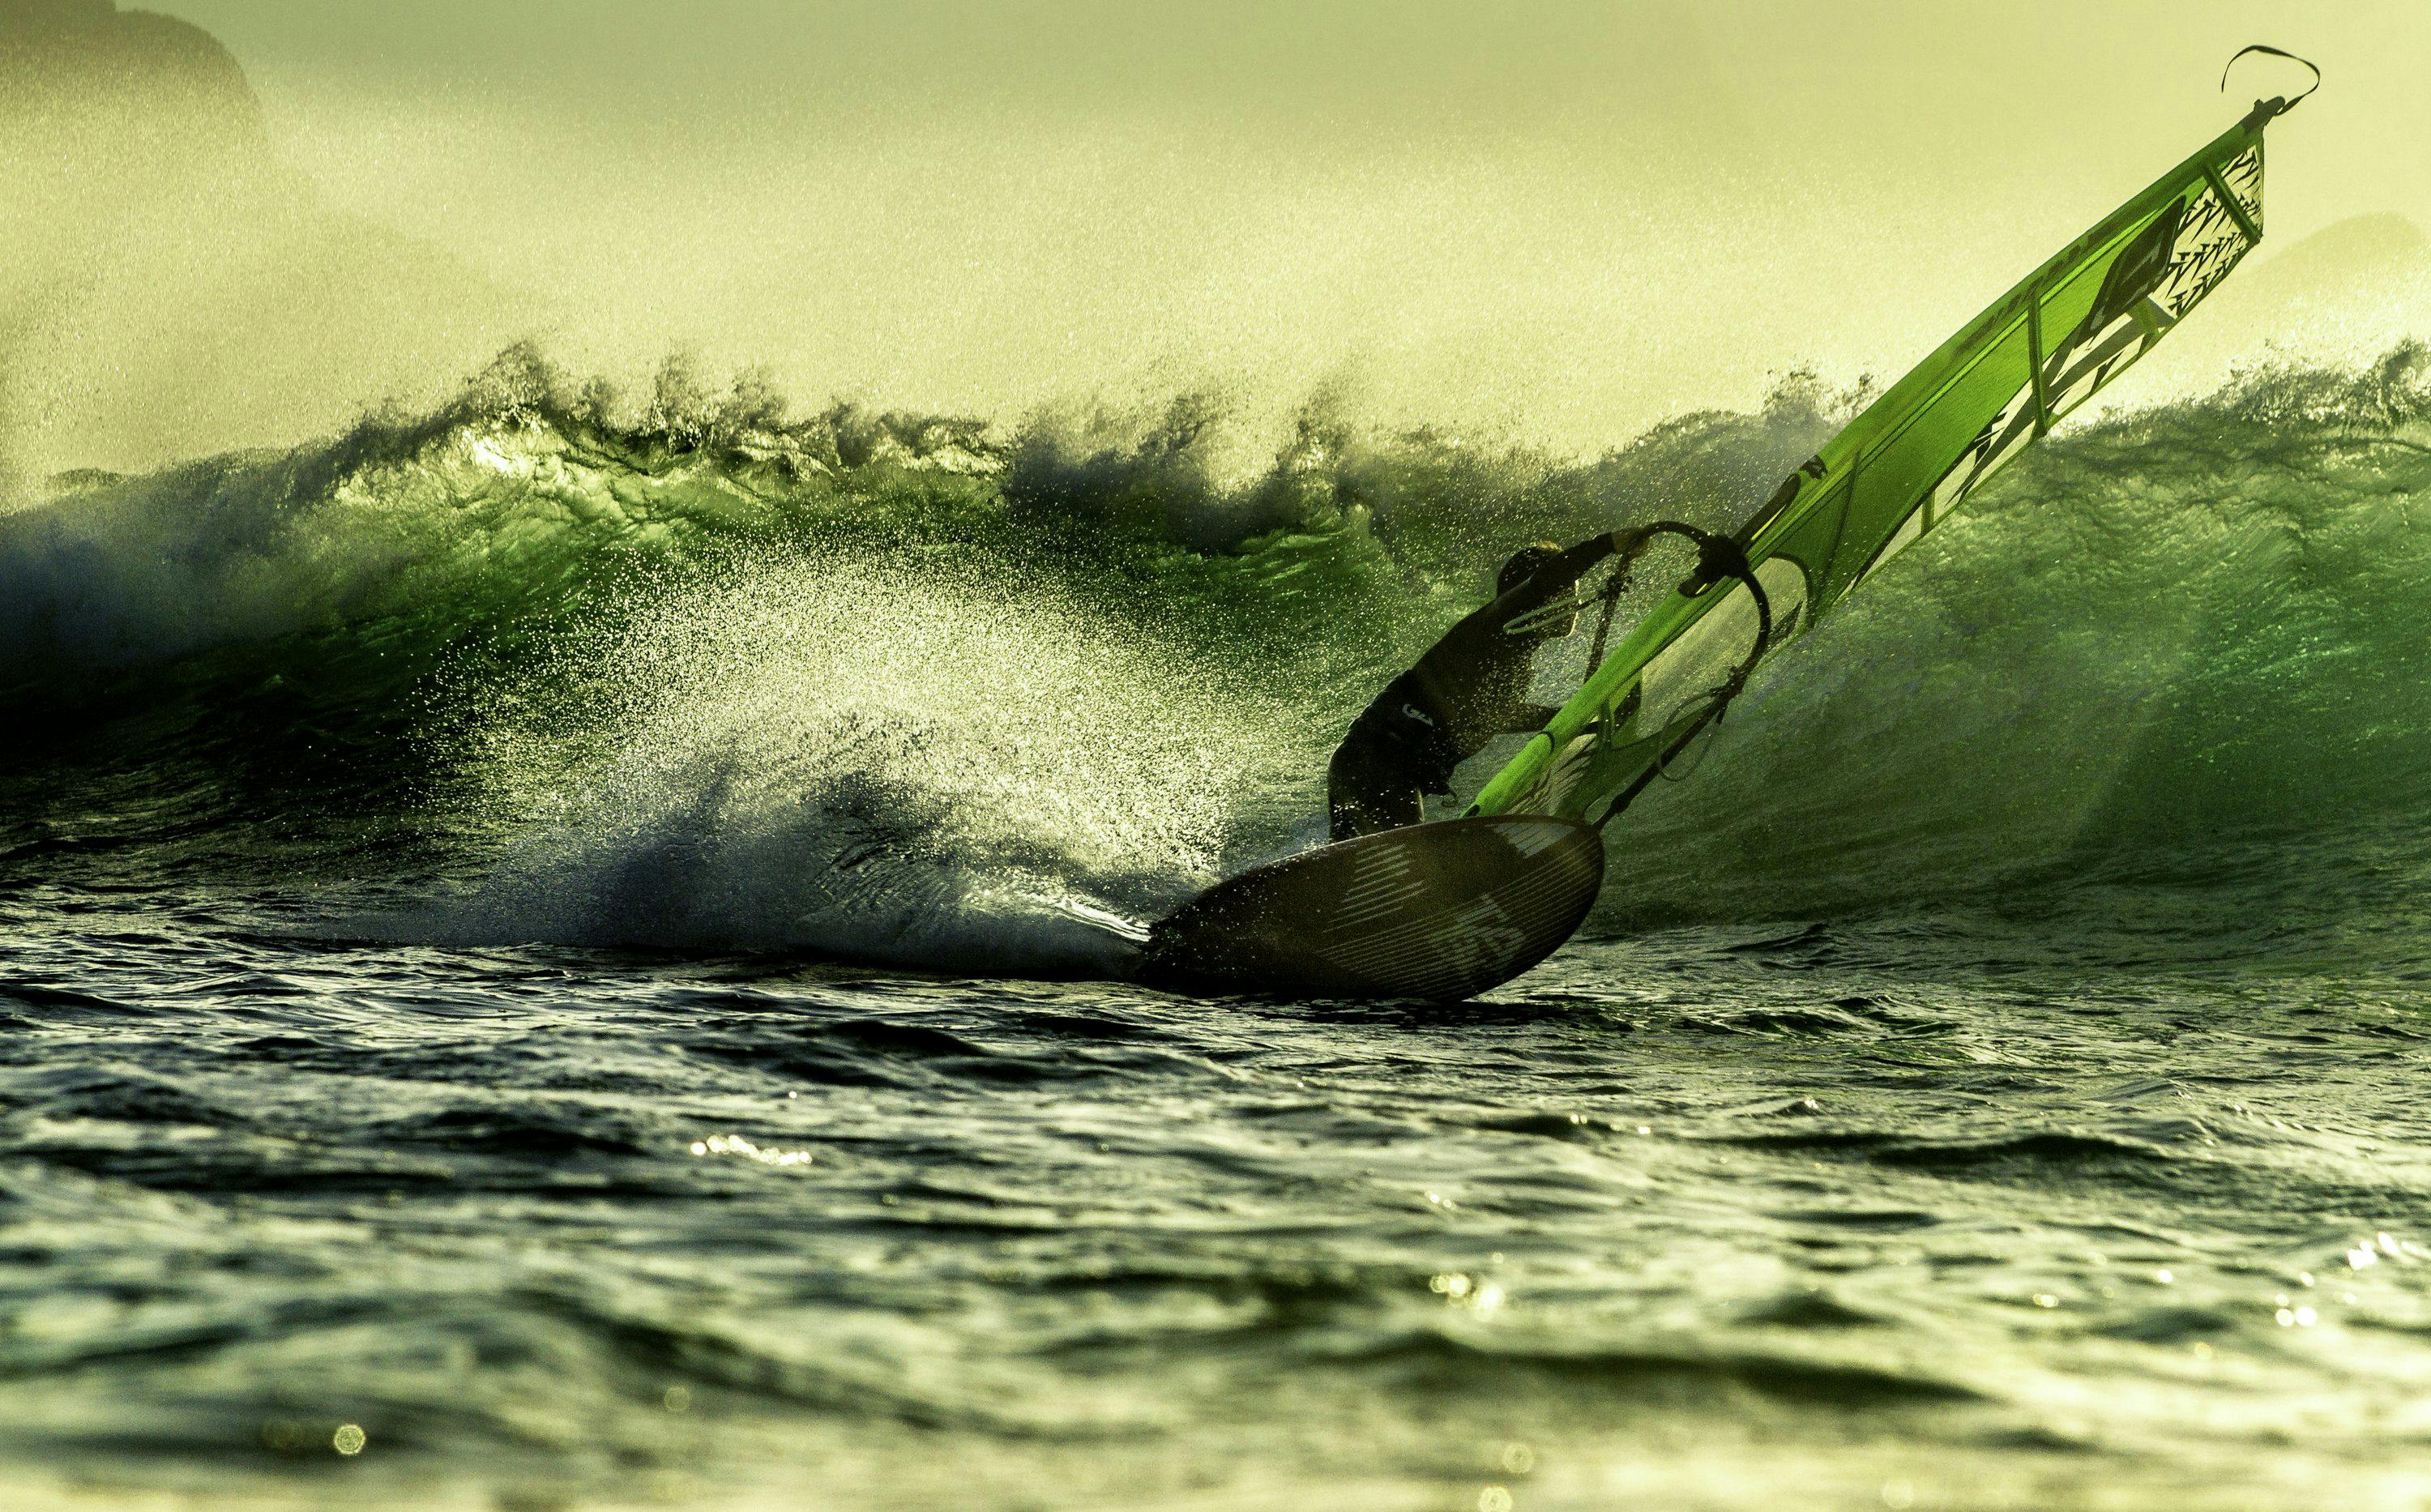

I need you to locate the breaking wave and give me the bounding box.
[9,343,2431,965]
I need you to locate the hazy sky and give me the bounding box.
[117,2,2431,455]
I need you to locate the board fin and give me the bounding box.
[1140,817,1604,1002]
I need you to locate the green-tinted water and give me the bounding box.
[6,356,2431,1509]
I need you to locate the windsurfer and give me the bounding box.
[1327,533,1630,841]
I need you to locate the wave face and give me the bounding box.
[1600,349,2431,942]
[8,345,2431,965]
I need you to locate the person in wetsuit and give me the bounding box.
[1328,532,1630,841]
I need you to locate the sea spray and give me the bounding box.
[417,552,1309,970]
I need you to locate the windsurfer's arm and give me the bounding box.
[1493,532,1638,731]
[1531,531,1637,595]
[1540,536,1611,589]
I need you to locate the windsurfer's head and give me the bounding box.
[1498,542,1578,635]
[1498,543,1561,595]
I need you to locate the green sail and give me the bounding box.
[1469,99,2288,826]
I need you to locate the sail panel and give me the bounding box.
[1471,109,2282,825]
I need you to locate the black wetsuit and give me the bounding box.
[1328,535,1618,840]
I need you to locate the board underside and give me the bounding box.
[1142,817,1605,1002]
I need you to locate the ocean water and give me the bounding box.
[6,348,2431,1510]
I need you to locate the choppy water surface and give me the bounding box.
[6,353,2431,1509]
